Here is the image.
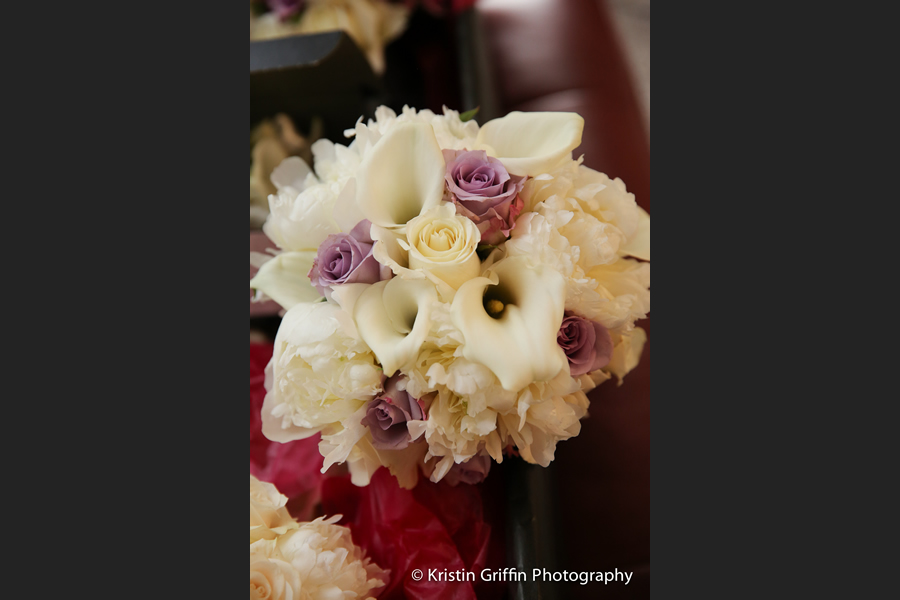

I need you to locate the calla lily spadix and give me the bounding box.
[475,112,585,178]
[451,256,568,392]
[353,277,439,376]
[356,122,446,230]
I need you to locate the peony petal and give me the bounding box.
[356,123,446,229]
[452,257,567,392]
[354,278,438,376]
[250,251,320,310]
[608,327,648,383]
[270,156,314,192]
[476,112,585,177]
[619,207,651,261]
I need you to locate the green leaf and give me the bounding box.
[460,107,480,123]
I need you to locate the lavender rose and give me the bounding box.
[443,453,491,486]
[557,312,614,376]
[443,149,526,245]
[361,376,425,450]
[308,220,389,300]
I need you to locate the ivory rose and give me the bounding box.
[402,203,482,290]
[250,475,299,544]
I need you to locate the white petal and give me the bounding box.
[620,207,651,261]
[249,251,320,310]
[353,278,438,376]
[452,257,567,392]
[331,178,365,233]
[356,122,445,228]
[270,156,313,192]
[476,112,584,177]
[264,185,340,252]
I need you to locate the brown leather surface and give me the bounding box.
[476,0,651,589]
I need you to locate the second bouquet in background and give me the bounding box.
[251,106,651,489]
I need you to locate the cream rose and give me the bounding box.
[250,475,299,544]
[401,203,482,290]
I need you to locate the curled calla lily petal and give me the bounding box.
[475,112,585,177]
[250,251,320,310]
[353,277,439,376]
[451,256,567,392]
[356,122,446,229]
[620,206,651,261]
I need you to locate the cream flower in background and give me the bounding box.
[261,301,382,443]
[250,539,302,600]
[249,477,387,600]
[277,516,388,599]
[250,475,299,544]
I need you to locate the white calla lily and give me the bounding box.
[353,277,439,376]
[451,256,567,392]
[476,112,585,177]
[356,122,446,229]
[250,251,320,310]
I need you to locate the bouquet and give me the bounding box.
[250,475,388,599]
[249,0,410,74]
[251,106,651,489]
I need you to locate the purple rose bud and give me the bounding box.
[308,220,390,300]
[443,454,491,486]
[443,149,526,245]
[557,312,614,376]
[361,376,425,451]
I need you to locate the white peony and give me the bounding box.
[261,301,382,443]
[249,477,388,600]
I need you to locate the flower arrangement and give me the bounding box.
[249,0,410,74]
[250,474,388,599]
[251,106,651,489]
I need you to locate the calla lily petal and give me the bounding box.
[353,278,439,376]
[250,251,320,310]
[356,122,446,229]
[620,207,650,261]
[451,257,567,391]
[476,112,585,177]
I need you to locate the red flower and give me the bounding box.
[322,468,503,600]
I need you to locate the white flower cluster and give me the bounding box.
[250,475,388,600]
[251,106,650,488]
